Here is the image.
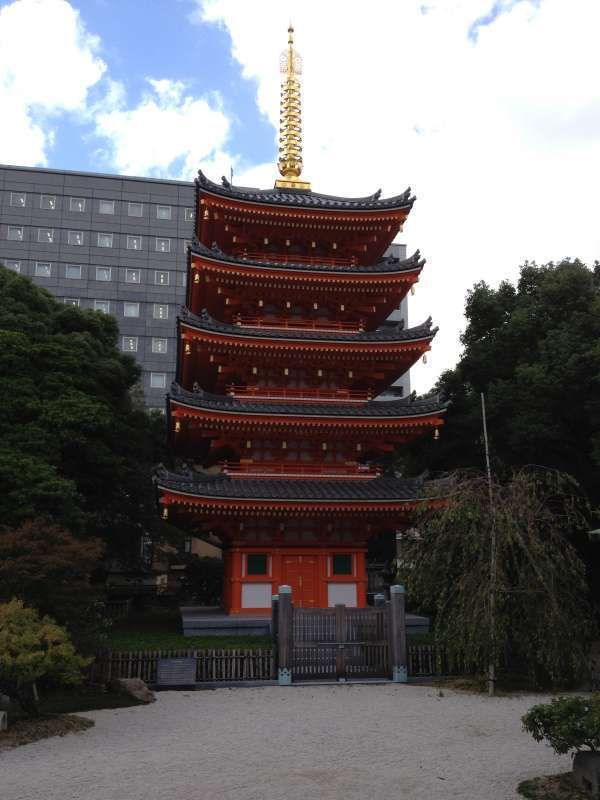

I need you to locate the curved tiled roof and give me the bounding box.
[180,308,438,344]
[196,170,415,212]
[169,383,447,419]
[190,240,425,276]
[156,466,424,502]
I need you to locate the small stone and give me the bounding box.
[109,678,156,704]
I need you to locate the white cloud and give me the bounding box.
[0,0,105,165]
[196,0,600,390]
[94,78,233,180]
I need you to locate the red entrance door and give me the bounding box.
[283,555,317,608]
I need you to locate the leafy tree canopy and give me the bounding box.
[0,266,166,563]
[0,599,90,715]
[404,259,600,503]
[401,468,595,687]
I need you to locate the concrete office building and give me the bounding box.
[0,164,409,407]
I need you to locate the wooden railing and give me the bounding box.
[89,644,448,684]
[244,251,357,268]
[226,385,372,403]
[220,461,381,479]
[233,314,364,333]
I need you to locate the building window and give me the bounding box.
[125,268,141,284]
[150,372,166,389]
[35,262,51,277]
[247,554,268,576]
[63,298,80,307]
[332,554,353,575]
[126,235,142,250]
[70,197,85,212]
[94,300,110,314]
[122,336,138,352]
[155,270,169,285]
[156,205,171,220]
[10,192,26,207]
[7,226,23,241]
[153,304,168,320]
[152,337,167,354]
[155,237,170,253]
[67,230,84,246]
[38,228,54,243]
[99,199,115,215]
[40,194,56,210]
[128,202,143,217]
[184,208,194,222]
[4,260,21,273]
[97,232,113,248]
[96,266,111,282]
[124,302,140,318]
[183,239,192,252]
[65,264,82,279]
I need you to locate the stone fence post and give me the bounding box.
[390,584,408,682]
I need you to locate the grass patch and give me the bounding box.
[106,609,271,651]
[518,773,587,799]
[0,714,94,751]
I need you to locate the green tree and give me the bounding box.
[0,266,167,563]
[523,695,600,754]
[0,599,90,715]
[400,468,594,686]
[0,521,105,652]
[404,259,600,501]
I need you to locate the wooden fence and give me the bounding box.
[90,643,446,684]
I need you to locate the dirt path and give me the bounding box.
[0,684,571,800]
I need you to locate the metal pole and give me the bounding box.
[481,393,496,697]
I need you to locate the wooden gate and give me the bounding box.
[292,605,390,680]
[275,585,407,683]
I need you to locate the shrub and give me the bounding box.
[0,599,90,715]
[522,695,600,754]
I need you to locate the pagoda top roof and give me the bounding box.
[191,240,425,275]
[156,466,424,502]
[197,170,415,213]
[180,308,438,344]
[169,383,447,419]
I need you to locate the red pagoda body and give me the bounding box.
[156,27,446,613]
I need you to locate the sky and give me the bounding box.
[1,0,599,392]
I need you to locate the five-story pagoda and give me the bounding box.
[156,27,446,613]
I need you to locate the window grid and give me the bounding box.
[70,197,86,212]
[65,265,82,279]
[124,302,140,318]
[97,232,114,248]
[155,270,170,286]
[184,208,194,221]
[122,336,138,352]
[99,199,115,215]
[156,205,172,220]
[10,192,26,208]
[38,228,54,243]
[40,195,56,210]
[67,230,84,246]
[125,268,141,284]
[152,338,168,354]
[153,304,168,320]
[7,226,24,241]
[128,202,143,217]
[94,300,110,314]
[35,262,52,277]
[4,260,21,273]
[150,372,167,389]
[155,237,170,253]
[63,298,80,307]
[96,267,111,282]
[127,235,142,250]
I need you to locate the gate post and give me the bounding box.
[335,604,346,680]
[271,594,279,674]
[390,584,408,682]
[277,585,292,685]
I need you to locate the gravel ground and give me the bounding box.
[0,684,571,800]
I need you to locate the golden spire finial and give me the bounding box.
[275,23,311,190]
